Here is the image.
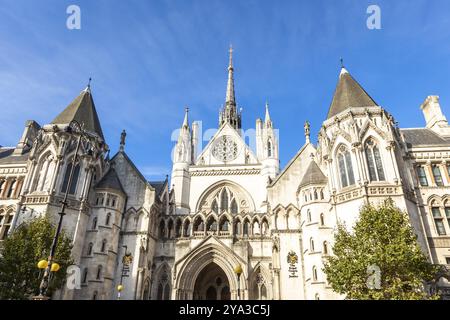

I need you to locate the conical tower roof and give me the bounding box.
[327,67,378,119]
[51,86,104,139]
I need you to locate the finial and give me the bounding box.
[228,44,233,70]
[88,77,92,88]
[182,106,189,128]
[304,120,311,144]
[340,58,344,68]
[120,129,126,152]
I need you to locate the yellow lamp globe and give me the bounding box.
[117,285,124,292]
[51,263,60,272]
[234,264,243,275]
[37,260,48,269]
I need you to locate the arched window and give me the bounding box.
[183,220,191,237]
[337,146,355,188]
[220,189,229,213]
[175,219,182,237]
[101,239,107,253]
[211,200,218,214]
[61,162,81,195]
[219,218,229,232]
[320,213,325,226]
[230,199,238,214]
[365,139,385,181]
[267,140,273,157]
[445,202,450,229]
[92,217,97,230]
[167,220,174,238]
[206,217,217,232]
[261,218,269,235]
[312,266,318,282]
[96,265,102,280]
[194,217,204,232]
[234,220,242,235]
[82,268,88,283]
[253,220,260,235]
[307,210,311,222]
[310,238,315,252]
[105,213,111,226]
[92,291,98,300]
[87,242,93,255]
[159,220,166,238]
[315,293,320,300]
[156,268,171,300]
[431,206,446,235]
[243,219,250,236]
[253,269,267,300]
[323,241,329,255]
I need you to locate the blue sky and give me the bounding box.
[1,0,450,180]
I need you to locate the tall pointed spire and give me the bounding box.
[182,107,189,129]
[225,44,235,105]
[265,101,272,126]
[219,45,241,130]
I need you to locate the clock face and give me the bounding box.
[212,135,238,162]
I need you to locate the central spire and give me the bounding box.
[225,44,235,105]
[219,45,241,130]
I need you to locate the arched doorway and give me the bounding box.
[193,262,231,300]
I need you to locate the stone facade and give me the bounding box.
[1,52,450,300]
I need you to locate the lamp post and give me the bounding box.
[34,120,90,300]
[118,245,131,300]
[234,264,243,300]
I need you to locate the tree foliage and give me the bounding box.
[0,217,73,299]
[323,199,439,300]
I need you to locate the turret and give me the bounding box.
[421,95,450,136]
[258,102,279,183]
[171,108,192,214]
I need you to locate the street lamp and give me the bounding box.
[34,120,90,299]
[118,245,132,300]
[234,264,243,300]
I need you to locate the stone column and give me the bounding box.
[387,142,399,184]
[442,160,450,185]
[49,157,62,193]
[426,160,435,186]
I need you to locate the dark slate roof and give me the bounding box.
[51,88,104,139]
[327,68,378,119]
[149,181,166,197]
[401,128,450,147]
[0,147,30,164]
[95,168,125,194]
[298,160,328,188]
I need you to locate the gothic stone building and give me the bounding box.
[1,50,450,300]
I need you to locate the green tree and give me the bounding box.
[0,217,73,299]
[323,199,439,300]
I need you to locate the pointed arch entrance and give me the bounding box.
[193,262,231,300]
[174,239,247,300]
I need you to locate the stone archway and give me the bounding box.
[193,262,231,300]
[173,239,247,300]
